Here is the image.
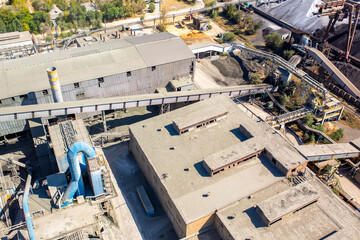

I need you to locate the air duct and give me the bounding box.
[23,170,36,240]
[46,67,63,103]
[62,142,97,206]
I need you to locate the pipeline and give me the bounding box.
[23,170,35,240]
[62,142,97,206]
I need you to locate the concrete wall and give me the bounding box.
[214,214,235,240]
[186,212,215,236]
[129,130,187,238]
[0,58,195,136]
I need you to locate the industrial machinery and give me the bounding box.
[315,0,360,61]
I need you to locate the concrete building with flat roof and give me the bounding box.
[0,32,195,136]
[129,95,316,238]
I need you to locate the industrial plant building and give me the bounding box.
[0,32,195,136]
[19,118,141,239]
[129,95,360,238]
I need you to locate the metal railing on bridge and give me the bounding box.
[230,43,328,99]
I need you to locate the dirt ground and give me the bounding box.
[162,0,192,11]
[104,142,178,240]
[194,57,247,88]
[334,62,360,91]
[332,121,360,143]
[194,53,271,89]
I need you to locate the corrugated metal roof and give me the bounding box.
[0,33,194,99]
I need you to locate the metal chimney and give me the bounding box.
[47,67,63,103]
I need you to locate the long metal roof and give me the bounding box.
[0,32,194,99]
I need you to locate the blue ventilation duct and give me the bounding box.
[62,142,97,206]
[23,170,36,240]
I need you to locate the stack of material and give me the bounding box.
[260,0,328,33]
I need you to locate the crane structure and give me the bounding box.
[314,0,360,61]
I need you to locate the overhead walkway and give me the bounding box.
[297,143,360,161]
[0,84,272,122]
[305,47,360,98]
[267,108,311,124]
[265,90,336,144]
[230,43,328,99]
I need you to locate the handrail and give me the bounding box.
[230,43,328,99]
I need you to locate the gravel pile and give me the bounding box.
[334,62,360,90]
[211,57,243,78]
[329,24,360,59]
[260,0,328,34]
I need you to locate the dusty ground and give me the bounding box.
[332,121,360,143]
[329,24,360,59]
[104,142,177,240]
[334,62,360,91]
[162,0,192,11]
[194,53,271,89]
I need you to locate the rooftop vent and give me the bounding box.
[202,192,210,197]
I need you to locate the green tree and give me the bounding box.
[283,50,295,60]
[232,10,242,24]
[265,32,283,51]
[103,4,119,21]
[158,7,167,32]
[209,10,218,19]
[249,73,262,85]
[86,10,96,22]
[280,94,290,105]
[303,113,314,126]
[222,32,236,42]
[205,0,216,7]
[0,21,6,33]
[55,0,68,11]
[149,3,155,13]
[224,4,236,19]
[329,128,344,142]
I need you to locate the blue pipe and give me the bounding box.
[23,170,36,240]
[62,142,97,206]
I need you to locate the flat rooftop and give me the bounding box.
[129,95,307,223]
[172,103,228,131]
[0,31,32,46]
[257,181,319,224]
[216,176,360,239]
[203,138,263,173]
[0,32,194,99]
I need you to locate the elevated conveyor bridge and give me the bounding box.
[230,43,328,99]
[305,46,360,98]
[0,85,273,122]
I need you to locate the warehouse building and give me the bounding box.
[129,95,360,238]
[0,32,195,136]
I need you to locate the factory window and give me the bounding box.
[11,97,15,101]
[76,92,85,99]
[74,82,80,88]
[151,66,156,71]
[0,100,2,105]
[43,90,49,96]
[98,77,104,87]
[127,71,131,77]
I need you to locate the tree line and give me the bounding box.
[0,0,150,35]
